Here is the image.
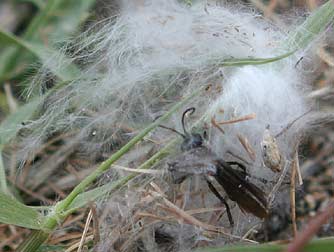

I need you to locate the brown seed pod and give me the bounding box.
[261,126,283,173]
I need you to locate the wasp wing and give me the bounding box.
[213,160,268,218]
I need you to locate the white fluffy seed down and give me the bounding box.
[17,0,327,249]
[209,63,310,177]
[20,0,315,163]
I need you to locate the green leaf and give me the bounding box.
[20,0,94,41]
[0,27,32,47]
[0,1,63,79]
[0,98,41,146]
[45,0,96,40]
[0,79,71,194]
[67,140,176,212]
[55,87,202,214]
[195,237,334,252]
[16,87,203,251]
[0,90,42,195]
[0,0,95,83]
[219,52,294,67]
[0,28,79,81]
[68,180,118,210]
[282,0,334,51]
[0,192,45,229]
[23,0,64,41]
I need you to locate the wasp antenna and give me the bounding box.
[182,107,196,136]
[158,125,186,138]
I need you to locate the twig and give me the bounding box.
[90,203,100,246]
[111,164,162,174]
[150,190,258,244]
[294,148,303,186]
[211,117,225,134]
[237,134,256,161]
[77,210,93,252]
[149,182,166,196]
[64,235,94,252]
[217,113,256,125]
[136,212,171,222]
[186,206,227,215]
[290,154,297,237]
[242,224,260,240]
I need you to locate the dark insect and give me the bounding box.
[160,108,269,227]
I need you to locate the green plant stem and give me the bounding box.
[0,147,8,194]
[14,2,334,251]
[65,138,179,212]
[55,90,200,213]
[219,52,294,67]
[17,87,202,252]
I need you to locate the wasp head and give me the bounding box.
[181,133,203,151]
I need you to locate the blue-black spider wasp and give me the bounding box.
[160,108,268,227]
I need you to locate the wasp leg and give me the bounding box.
[206,179,234,227]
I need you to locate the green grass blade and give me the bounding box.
[67,140,177,212]
[0,28,79,81]
[67,180,119,211]
[0,95,39,195]
[282,0,334,51]
[23,0,63,41]
[219,52,293,67]
[55,87,202,214]
[0,80,71,194]
[0,0,63,78]
[0,192,45,229]
[0,98,41,194]
[46,0,96,40]
[0,98,41,146]
[20,0,95,41]
[0,0,95,83]
[17,87,203,251]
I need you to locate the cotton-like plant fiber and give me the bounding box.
[17,0,328,251]
[20,0,301,157]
